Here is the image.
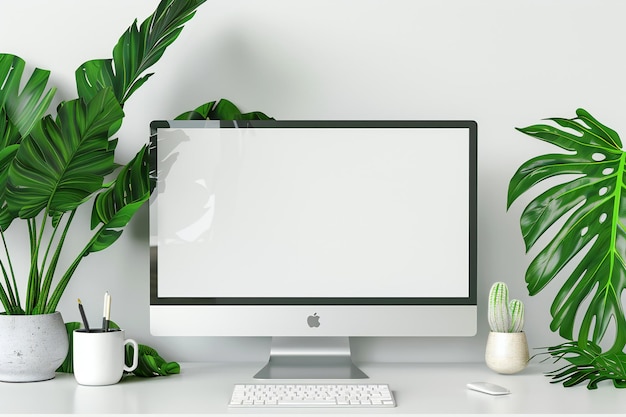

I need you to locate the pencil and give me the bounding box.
[78,298,90,332]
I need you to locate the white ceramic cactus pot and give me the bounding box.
[0,311,69,382]
[485,331,529,374]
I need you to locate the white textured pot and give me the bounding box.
[485,331,529,374]
[0,311,69,382]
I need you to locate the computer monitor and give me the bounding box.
[149,120,477,379]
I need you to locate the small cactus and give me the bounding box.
[508,299,525,333]
[488,282,524,333]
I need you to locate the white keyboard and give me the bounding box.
[229,383,396,408]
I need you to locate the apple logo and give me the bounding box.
[307,313,321,328]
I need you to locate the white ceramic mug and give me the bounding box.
[73,329,138,386]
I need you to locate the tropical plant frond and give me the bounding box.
[555,108,623,149]
[0,109,19,154]
[536,341,626,389]
[0,144,20,230]
[89,145,150,249]
[0,54,56,231]
[175,98,274,121]
[56,321,82,373]
[127,343,181,377]
[0,54,56,140]
[508,108,626,353]
[5,88,122,220]
[76,0,207,106]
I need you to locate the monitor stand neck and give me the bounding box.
[254,336,368,379]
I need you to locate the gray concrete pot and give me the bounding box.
[0,311,69,382]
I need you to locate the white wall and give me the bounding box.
[1,0,625,363]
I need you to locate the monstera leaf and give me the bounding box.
[540,341,626,389]
[508,108,626,354]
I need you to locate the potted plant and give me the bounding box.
[508,108,626,388]
[485,281,529,374]
[0,0,207,382]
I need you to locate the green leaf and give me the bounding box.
[508,108,626,353]
[175,101,216,120]
[0,109,19,161]
[57,321,82,373]
[76,0,207,105]
[126,343,181,377]
[5,88,122,219]
[87,145,150,254]
[0,54,56,230]
[175,98,273,121]
[0,144,19,229]
[86,229,124,254]
[537,341,626,389]
[0,54,56,140]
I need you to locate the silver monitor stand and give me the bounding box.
[254,337,368,379]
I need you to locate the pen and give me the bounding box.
[102,291,111,332]
[78,298,90,332]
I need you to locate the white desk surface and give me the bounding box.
[0,361,623,415]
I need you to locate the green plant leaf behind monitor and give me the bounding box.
[175,98,273,121]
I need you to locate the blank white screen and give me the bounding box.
[154,127,470,299]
